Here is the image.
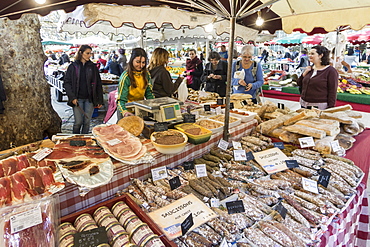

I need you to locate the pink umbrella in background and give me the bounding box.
[301,34,324,45]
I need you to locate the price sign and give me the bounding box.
[273,142,285,149]
[70,140,86,146]
[10,207,42,234]
[298,137,315,148]
[278,103,285,109]
[318,168,331,188]
[230,102,234,109]
[241,100,248,106]
[226,200,245,214]
[253,148,289,174]
[183,114,196,123]
[285,160,299,169]
[169,176,181,190]
[154,122,168,132]
[275,202,287,219]
[183,161,194,170]
[195,164,207,178]
[32,148,53,162]
[181,214,194,235]
[233,149,247,161]
[302,177,319,194]
[245,151,255,161]
[217,98,224,105]
[203,105,211,112]
[151,166,168,181]
[232,141,242,150]
[218,139,229,151]
[106,138,122,146]
[330,140,341,153]
[74,227,108,247]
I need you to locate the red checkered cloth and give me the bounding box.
[58,120,258,217]
[318,182,370,247]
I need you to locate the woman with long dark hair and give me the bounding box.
[297,45,338,110]
[185,49,203,90]
[117,48,154,119]
[64,44,104,134]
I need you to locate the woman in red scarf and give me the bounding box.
[185,49,203,90]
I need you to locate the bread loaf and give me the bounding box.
[283,124,326,139]
[342,121,360,135]
[314,136,335,154]
[310,118,340,128]
[344,110,362,119]
[323,104,352,113]
[283,110,318,125]
[256,115,291,135]
[268,128,285,138]
[320,112,354,124]
[278,130,303,144]
[295,120,340,136]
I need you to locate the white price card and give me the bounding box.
[232,141,242,150]
[210,198,220,208]
[298,137,315,148]
[10,207,43,234]
[302,177,319,194]
[218,139,229,151]
[106,138,122,146]
[216,106,222,115]
[195,164,207,178]
[330,140,341,152]
[233,149,247,161]
[151,166,168,181]
[32,148,53,162]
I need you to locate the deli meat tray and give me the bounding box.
[61,194,176,247]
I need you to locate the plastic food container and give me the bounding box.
[174,123,212,145]
[229,109,257,122]
[209,114,242,128]
[195,118,224,134]
[150,130,188,154]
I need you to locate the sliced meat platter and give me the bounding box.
[93,124,154,165]
[47,136,114,190]
[0,152,65,208]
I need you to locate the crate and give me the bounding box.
[61,194,177,247]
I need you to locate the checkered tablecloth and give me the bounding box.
[318,182,370,247]
[58,120,258,217]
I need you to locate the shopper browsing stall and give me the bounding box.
[64,45,104,134]
[148,47,183,98]
[185,48,203,90]
[231,45,264,104]
[201,51,228,97]
[297,45,338,110]
[117,48,154,119]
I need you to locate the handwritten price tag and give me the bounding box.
[302,177,319,194]
[32,148,53,162]
[218,139,229,151]
[195,164,207,178]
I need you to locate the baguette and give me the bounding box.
[283,110,318,125]
[320,112,355,124]
[323,104,352,113]
[257,115,292,134]
[278,130,303,144]
[283,124,326,139]
[295,119,340,136]
[344,110,362,119]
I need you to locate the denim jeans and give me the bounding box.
[72,99,94,134]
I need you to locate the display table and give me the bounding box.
[58,119,258,217]
[318,182,370,247]
[262,88,370,112]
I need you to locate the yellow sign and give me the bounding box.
[148,194,217,240]
[253,147,289,174]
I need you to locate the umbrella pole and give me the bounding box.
[223,15,236,141]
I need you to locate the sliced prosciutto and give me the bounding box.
[37,160,57,172]
[46,148,77,160]
[10,172,29,202]
[22,167,45,195]
[109,138,142,158]
[2,157,18,176]
[0,161,4,177]
[93,124,122,136]
[25,152,38,167]
[122,145,147,161]
[0,177,12,206]
[36,167,57,189]
[17,154,30,171]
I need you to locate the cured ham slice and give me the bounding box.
[10,172,29,202]
[17,154,30,171]
[22,167,45,195]
[0,177,12,206]
[97,130,130,142]
[2,157,19,176]
[121,145,147,161]
[25,153,38,167]
[37,160,57,173]
[109,138,142,158]
[36,167,57,189]
[94,124,122,136]
[46,148,77,160]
